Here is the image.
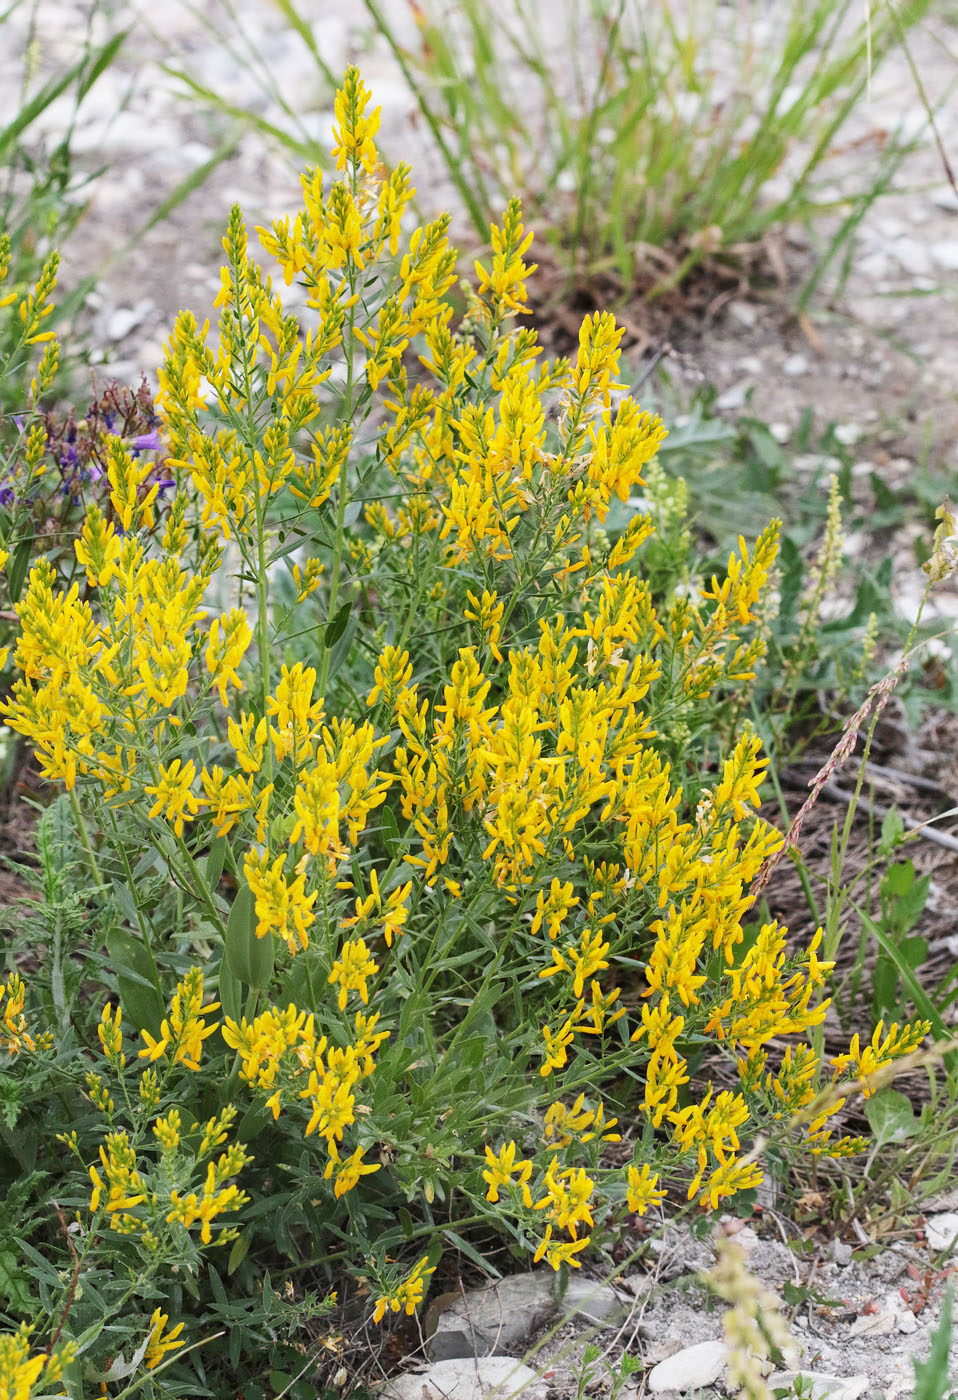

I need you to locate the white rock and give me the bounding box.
[783,353,809,377]
[768,1374,869,1400]
[648,1340,728,1394]
[891,236,930,277]
[833,423,864,445]
[561,1277,632,1326]
[105,301,153,344]
[381,1358,546,1400]
[769,422,791,443]
[739,355,763,375]
[898,1310,919,1334]
[849,1310,896,1337]
[733,1226,760,1253]
[858,250,892,280]
[828,1238,853,1266]
[932,187,958,213]
[925,1212,958,1252]
[930,241,958,272]
[727,300,758,328]
[715,381,750,412]
[427,1272,630,1361]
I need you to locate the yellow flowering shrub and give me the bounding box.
[0,68,931,1398]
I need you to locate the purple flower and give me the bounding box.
[131,429,162,453]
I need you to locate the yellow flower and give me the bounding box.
[323,1143,381,1198]
[331,65,381,174]
[372,1255,435,1324]
[328,938,380,1011]
[205,608,252,706]
[244,848,318,954]
[97,1003,125,1066]
[482,1141,533,1206]
[144,759,200,837]
[0,1326,51,1399]
[831,1018,930,1097]
[626,1163,666,1215]
[153,1109,182,1151]
[473,200,536,317]
[533,1158,594,1239]
[145,1308,185,1370]
[138,968,220,1071]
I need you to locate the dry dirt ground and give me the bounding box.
[4,0,958,1393]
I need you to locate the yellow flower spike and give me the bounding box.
[145,1308,186,1370]
[328,937,380,1011]
[205,608,253,706]
[153,1109,182,1152]
[106,435,158,533]
[97,1003,125,1067]
[626,1163,666,1215]
[138,968,220,1071]
[244,848,318,954]
[372,1255,436,1325]
[366,644,413,709]
[144,759,200,837]
[0,1325,52,1398]
[830,1017,931,1097]
[75,501,122,588]
[332,65,381,175]
[473,199,536,317]
[464,588,505,663]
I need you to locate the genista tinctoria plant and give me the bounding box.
[0,69,929,1398]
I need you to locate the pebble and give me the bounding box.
[849,1310,896,1337]
[769,421,790,442]
[381,1358,546,1400]
[828,1238,853,1266]
[932,186,958,213]
[715,380,750,411]
[727,300,758,328]
[105,300,154,343]
[833,423,864,445]
[930,241,958,271]
[783,352,809,376]
[891,236,931,276]
[924,1212,958,1252]
[647,1340,727,1394]
[768,1374,869,1400]
[427,1272,631,1361]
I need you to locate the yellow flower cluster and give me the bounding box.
[221,1002,386,1187]
[0,1326,72,1400]
[0,972,51,1056]
[372,1255,436,1323]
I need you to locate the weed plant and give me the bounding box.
[0,0,128,404]
[178,0,932,300]
[0,70,941,1400]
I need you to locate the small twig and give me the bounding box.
[45,1206,81,1357]
[820,780,958,853]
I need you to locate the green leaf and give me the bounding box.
[912,1283,954,1400]
[865,1088,919,1148]
[324,600,351,647]
[224,883,274,990]
[7,537,33,604]
[227,1228,253,1277]
[0,1249,32,1310]
[105,926,163,1033]
[217,958,243,1024]
[380,803,401,858]
[205,836,229,891]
